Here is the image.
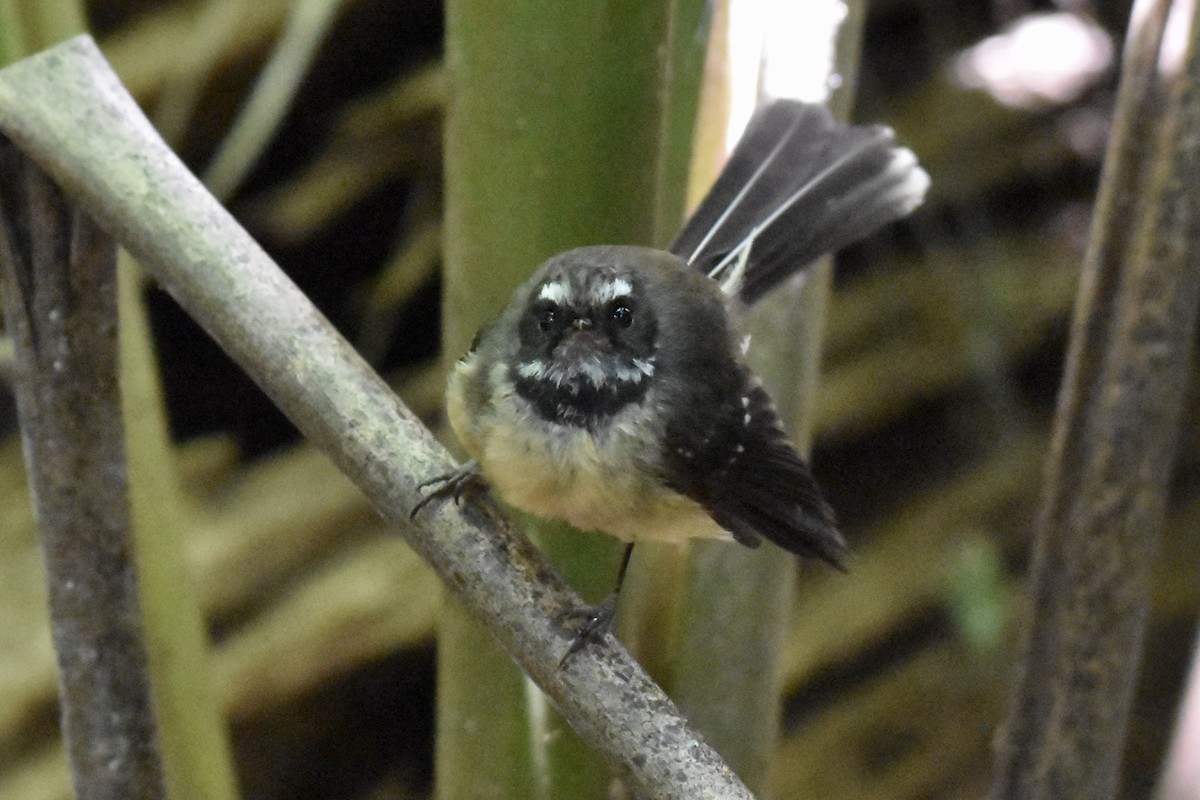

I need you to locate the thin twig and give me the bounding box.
[0,140,166,800]
[0,36,754,800]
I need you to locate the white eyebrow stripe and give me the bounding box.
[610,277,633,297]
[593,277,633,303]
[537,281,570,305]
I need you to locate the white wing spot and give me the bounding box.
[632,358,655,377]
[887,148,931,214]
[516,360,547,380]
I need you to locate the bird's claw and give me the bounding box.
[410,460,484,518]
[557,594,618,668]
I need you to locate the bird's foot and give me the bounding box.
[410,460,485,518]
[556,594,618,668]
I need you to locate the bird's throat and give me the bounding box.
[512,362,650,428]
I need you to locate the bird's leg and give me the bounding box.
[558,542,635,667]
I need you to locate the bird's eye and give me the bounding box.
[536,303,559,332]
[610,301,634,329]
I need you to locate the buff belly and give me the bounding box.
[481,421,727,543]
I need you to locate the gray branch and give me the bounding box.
[0,141,166,799]
[0,36,754,800]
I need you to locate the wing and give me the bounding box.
[662,373,846,568]
[669,100,928,306]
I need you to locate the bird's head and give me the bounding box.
[510,246,664,428]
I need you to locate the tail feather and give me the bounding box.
[670,100,928,305]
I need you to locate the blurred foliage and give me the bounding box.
[1,0,1197,799]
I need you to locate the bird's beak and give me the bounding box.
[556,316,608,359]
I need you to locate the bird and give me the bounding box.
[415,99,929,664]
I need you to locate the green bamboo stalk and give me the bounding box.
[441,3,707,797]
[670,3,867,795]
[118,253,241,800]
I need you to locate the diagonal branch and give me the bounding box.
[0,36,754,800]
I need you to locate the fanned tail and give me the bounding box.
[670,100,928,305]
